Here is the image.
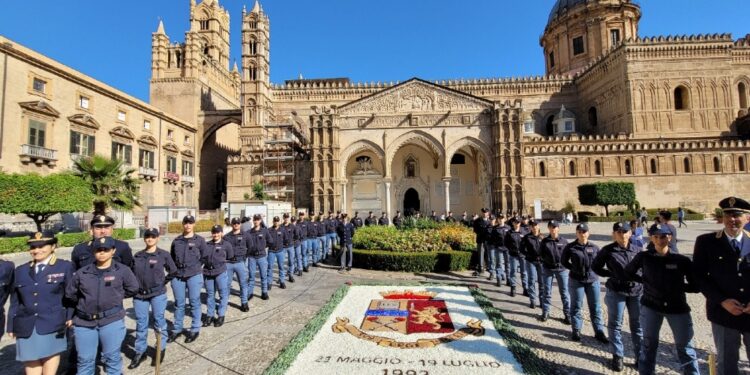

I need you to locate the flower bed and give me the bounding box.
[353,224,475,253]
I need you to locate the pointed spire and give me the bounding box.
[251,0,261,13]
[155,18,166,35]
[232,60,239,72]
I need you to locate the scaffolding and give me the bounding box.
[262,123,307,203]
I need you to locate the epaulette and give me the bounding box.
[715,229,725,239]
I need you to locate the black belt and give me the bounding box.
[76,306,123,321]
[138,286,162,295]
[228,256,246,263]
[270,249,283,253]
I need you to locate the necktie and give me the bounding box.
[36,264,45,275]
[732,239,741,257]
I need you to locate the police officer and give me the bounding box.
[505,217,527,297]
[626,223,699,375]
[592,222,643,372]
[446,211,456,223]
[365,211,377,226]
[430,210,439,222]
[325,212,338,258]
[266,217,288,290]
[315,214,328,264]
[0,252,12,341]
[71,215,134,270]
[378,212,389,226]
[309,214,322,266]
[521,220,545,309]
[246,214,270,300]
[659,210,678,253]
[129,228,177,369]
[562,223,608,343]
[352,212,364,228]
[472,208,491,277]
[65,236,139,375]
[224,218,250,312]
[393,211,403,229]
[488,216,507,285]
[281,214,297,282]
[539,220,571,324]
[291,216,305,276]
[297,212,311,272]
[460,212,471,227]
[202,225,232,328]
[337,214,356,272]
[168,215,207,344]
[694,196,750,375]
[7,232,70,374]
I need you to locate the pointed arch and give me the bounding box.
[339,140,386,177]
[385,130,445,177]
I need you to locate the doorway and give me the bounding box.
[403,188,420,216]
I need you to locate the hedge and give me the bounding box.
[167,219,215,233]
[352,249,472,272]
[582,213,704,222]
[353,224,475,253]
[0,228,137,254]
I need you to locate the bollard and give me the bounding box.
[155,330,162,375]
[708,352,716,375]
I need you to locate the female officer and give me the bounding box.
[7,232,70,375]
[0,248,13,341]
[128,228,177,369]
[65,236,138,375]
[169,215,207,344]
[202,225,233,328]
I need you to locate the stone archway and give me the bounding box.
[199,112,242,209]
[403,188,420,216]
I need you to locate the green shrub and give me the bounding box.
[352,249,472,272]
[56,232,90,247]
[0,237,30,254]
[167,219,214,233]
[400,217,441,230]
[353,225,475,253]
[0,228,138,255]
[113,228,136,240]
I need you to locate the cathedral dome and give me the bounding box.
[547,0,590,25]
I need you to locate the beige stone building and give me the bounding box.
[3,0,750,219]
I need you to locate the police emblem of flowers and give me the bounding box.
[280,285,523,375]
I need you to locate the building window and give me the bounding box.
[539,161,546,177]
[569,161,576,176]
[32,78,46,93]
[167,129,174,140]
[594,160,602,175]
[28,119,46,147]
[111,142,132,164]
[740,156,747,172]
[139,149,155,169]
[610,29,621,46]
[548,51,555,68]
[588,107,598,127]
[713,157,721,172]
[739,83,748,109]
[200,20,209,30]
[69,131,95,156]
[182,160,194,176]
[143,120,151,130]
[451,154,465,165]
[684,157,691,173]
[405,156,417,178]
[564,120,574,132]
[184,135,191,145]
[545,116,554,136]
[572,36,585,56]
[79,96,90,109]
[523,120,535,134]
[674,86,690,110]
[650,159,658,174]
[117,110,127,122]
[166,156,177,173]
[624,160,632,175]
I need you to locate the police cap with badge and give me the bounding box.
[92,236,116,251]
[91,215,115,227]
[27,231,58,248]
[719,196,750,215]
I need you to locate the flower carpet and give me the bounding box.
[265,284,528,375]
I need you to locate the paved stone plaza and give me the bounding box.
[0,220,746,374]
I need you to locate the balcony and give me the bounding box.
[20,144,57,166]
[163,171,180,184]
[181,175,195,185]
[138,166,158,181]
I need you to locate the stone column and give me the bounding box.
[384,179,392,225]
[442,177,451,215]
[341,181,348,213]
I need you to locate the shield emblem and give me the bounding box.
[360,291,455,334]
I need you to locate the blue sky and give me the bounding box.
[1,0,747,102]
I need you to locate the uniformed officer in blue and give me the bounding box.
[505,217,527,297]
[202,225,233,328]
[128,228,177,369]
[281,214,296,283]
[626,223,699,375]
[0,249,13,341]
[521,220,545,309]
[325,212,337,260]
[168,215,207,344]
[562,223,608,343]
[65,236,139,375]
[246,214,270,300]
[224,218,250,312]
[7,232,70,375]
[291,216,305,276]
[266,217,288,290]
[315,213,327,264]
[592,222,643,372]
[539,220,571,324]
[71,215,134,270]
[488,216,506,286]
[694,196,750,375]
[336,214,356,272]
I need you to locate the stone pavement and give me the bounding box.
[0,221,746,374]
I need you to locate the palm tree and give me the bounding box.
[73,154,141,215]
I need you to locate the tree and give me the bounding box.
[252,182,269,200]
[577,181,636,216]
[0,173,93,231]
[73,154,141,215]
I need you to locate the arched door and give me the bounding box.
[403,188,420,216]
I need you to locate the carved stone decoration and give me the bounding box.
[354,156,374,175]
[19,101,60,118]
[68,114,101,130]
[181,149,195,159]
[109,126,135,140]
[137,135,158,149]
[163,142,180,154]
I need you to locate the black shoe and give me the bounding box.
[184,331,199,343]
[288,275,295,283]
[562,315,571,325]
[214,316,225,327]
[240,303,250,312]
[505,279,511,286]
[312,262,319,267]
[338,268,346,273]
[303,267,309,272]
[261,293,269,300]
[346,266,351,271]
[634,359,639,369]
[529,301,536,309]
[594,330,609,344]
[571,330,581,342]
[510,288,516,297]
[538,313,549,322]
[151,349,165,366]
[296,270,302,276]
[167,331,181,343]
[249,293,254,300]
[279,282,286,289]
[202,315,214,327]
[488,273,494,281]
[612,355,623,372]
[522,289,529,297]
[495,278,501,287]
[128,353,145,369]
